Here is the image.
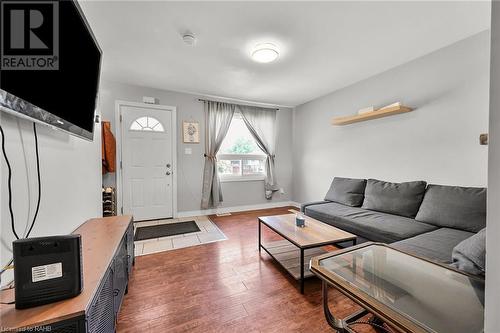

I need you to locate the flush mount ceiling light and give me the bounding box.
[251,43,279,63]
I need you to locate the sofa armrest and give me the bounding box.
[300,200,330,213]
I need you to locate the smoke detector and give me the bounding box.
[182,33,196,46]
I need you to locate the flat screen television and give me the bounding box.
[0,0,102,141]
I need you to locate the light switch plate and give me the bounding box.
[185,148,192,155]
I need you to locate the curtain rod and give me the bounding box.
[197,98,279,111]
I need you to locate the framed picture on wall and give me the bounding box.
[183,120,200,143]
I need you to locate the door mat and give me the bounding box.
[135,221,200,241]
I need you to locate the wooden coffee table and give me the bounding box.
[258,214,356,293]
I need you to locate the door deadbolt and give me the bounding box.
[166,163,171,168]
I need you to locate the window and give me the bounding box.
[217,113,266,181]
[129,116,164,132]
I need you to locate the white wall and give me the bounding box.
[292,31,490,204]
[486,2,500,331]
[0,112,102,286]
[99,80,294,213]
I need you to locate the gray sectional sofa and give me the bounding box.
[301,177,486,274]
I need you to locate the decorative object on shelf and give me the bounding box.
[379,101,402,111]
[332,103,413,126]
[102,187,116,217]
[183,120,200,143]
[357,106,375,115]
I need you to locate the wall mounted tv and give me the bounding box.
[0,0,102,141]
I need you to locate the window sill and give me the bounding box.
[220,176,265,183]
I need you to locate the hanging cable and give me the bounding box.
[0,258,14,280]
[0,123,42,281]
[25,123,41,237]
[0,124,19,240]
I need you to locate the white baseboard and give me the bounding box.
[177,201,299,218]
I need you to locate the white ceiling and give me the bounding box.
[80,1,491,107]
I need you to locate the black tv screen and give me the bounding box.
[0,0,102,141]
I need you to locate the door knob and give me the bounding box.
[166,171,171,175]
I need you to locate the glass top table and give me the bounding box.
[310,243,484,333]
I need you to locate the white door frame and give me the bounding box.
[115,100,178,219]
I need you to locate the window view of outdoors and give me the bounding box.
[218,115,266,177]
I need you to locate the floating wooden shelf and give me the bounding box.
[332,105,413,125]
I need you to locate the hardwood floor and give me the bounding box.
[117,207,377,333]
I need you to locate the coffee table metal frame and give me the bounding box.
[258,216,357,294]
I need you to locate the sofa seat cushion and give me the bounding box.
[304,202,437,243]
[324,177,367,207]
[362,179,427,218]
[415,184,486,232]
[392,228,475,264]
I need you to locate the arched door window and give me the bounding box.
[129,116,165,132]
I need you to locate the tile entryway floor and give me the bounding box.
[133,216,227,256]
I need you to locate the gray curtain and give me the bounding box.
[201,101,235,209]
[239,105,279,199]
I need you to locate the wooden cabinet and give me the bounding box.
[0,216,134,333]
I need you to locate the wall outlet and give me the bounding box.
[279,188,285,194]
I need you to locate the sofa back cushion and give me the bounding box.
[324,177,367,207]
[415,185,486,232]
[361,179,427,218]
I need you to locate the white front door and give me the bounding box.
[120,104,174,221]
